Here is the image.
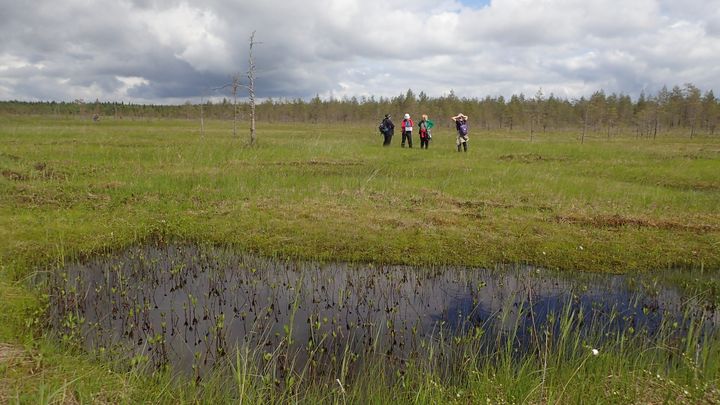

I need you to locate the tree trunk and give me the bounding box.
[529,115,534,142]
[606,122,610,140]
[200,101,205,137]
[248,31,258,146]
[581,107,588,144]
[233,78,238,138]
[653,108,658,140]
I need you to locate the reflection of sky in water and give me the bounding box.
[49,244,717,375]
[442,274,674,338]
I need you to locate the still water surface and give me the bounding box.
[48,243,718,375]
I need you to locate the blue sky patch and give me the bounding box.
[458,0,491,9]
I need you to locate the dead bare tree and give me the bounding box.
[213,31,261,145]
[248,31,259,146]
[581,104,588,144]
[213,74,242,138]
[199,94,206,137]
[231,73,241,138]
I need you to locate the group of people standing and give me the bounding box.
[379,113,469,152]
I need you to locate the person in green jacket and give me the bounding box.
[418,114,434,149]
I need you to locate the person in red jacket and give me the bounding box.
[401,113,414,148]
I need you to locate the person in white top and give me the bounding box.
[401,113,414,148]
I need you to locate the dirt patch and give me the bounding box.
[555,214,718,233]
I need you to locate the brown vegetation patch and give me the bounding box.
[354,190,401,206]
[260,159,366,176]
[673,146,720,160]
[452,199,513,210]
[13,193,65,208]
[498,153,566,163]
[382,217,416,229]
[656,180,720,192]
[449,199,512,221]
[0,343,34,403]
[108,142,152,148]
[0,344,29,367]
[1,169,27,181]
[10,185,82,208]
[610,371,720,404]
[425,213,461,226]
[420,189,553,213]
[555,213,718,233]
[680,153,707,160]
[98,181,125,190]
[698,147,720,156]
[1,163,67,182]
[273,159,364,167]
[0,152,20,161]
[33,162,67,181]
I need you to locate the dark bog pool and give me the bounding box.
[47,243,718,376]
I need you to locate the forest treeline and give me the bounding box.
[1,83,718,137]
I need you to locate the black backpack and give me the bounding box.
[379,121,388,135]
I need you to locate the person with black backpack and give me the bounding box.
[451,113,469,152]
[379,114,395,146]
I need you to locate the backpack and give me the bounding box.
[458,121,468,136]
[379,121,388,135]
[419,121,428,136]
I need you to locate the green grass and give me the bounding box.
[1,116,718,276]
[1,115,719,403]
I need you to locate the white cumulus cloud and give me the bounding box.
[0,0,718,103]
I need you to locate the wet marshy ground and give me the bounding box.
[47,243,718,379]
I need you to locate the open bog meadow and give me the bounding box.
[1,115,719,403]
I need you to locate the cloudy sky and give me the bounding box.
[1,0,719,104]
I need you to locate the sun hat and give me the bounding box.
[404,113,410,119]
